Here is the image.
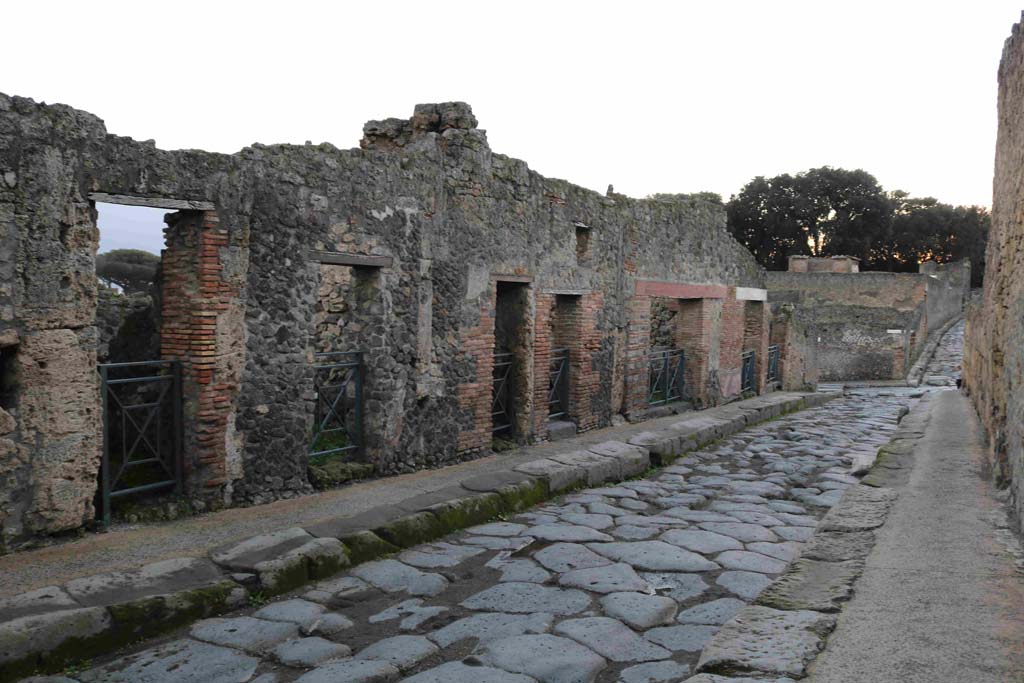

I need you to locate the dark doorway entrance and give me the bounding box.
[492,281,531,444]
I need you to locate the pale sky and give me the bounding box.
[6,2,1021,254]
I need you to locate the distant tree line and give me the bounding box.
[726,167,989,286]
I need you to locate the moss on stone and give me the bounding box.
[429,492,506,532]
[375,511,447,548]
[494,479,548,512]
[341,530,400,565]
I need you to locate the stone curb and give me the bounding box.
[906,316,961,387]
[693,393,933,680]
[0,391,838,682]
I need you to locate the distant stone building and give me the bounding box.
[0,96,808,549]
[768,256,970,381]
[963,14,1024,526]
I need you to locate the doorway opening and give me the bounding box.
[492,281,531,447]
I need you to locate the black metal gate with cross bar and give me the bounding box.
[310,351,364,459]
[548,347,570,419]
[648,349,685,405]
[98,360,183,526]
[492,351,515,435]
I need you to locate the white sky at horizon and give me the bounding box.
[6,1,1022,254]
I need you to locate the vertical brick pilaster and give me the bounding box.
[718,289,745,399]
[456,289,497,454]
[624,294,652,416]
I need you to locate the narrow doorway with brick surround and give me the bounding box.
[492,281,533,448]
[742,300,768,394]
[546,294,579,440]
[648,297,687,407]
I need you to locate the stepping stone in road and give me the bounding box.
[555,616,671,662]
[599,591,677,629]
[402,661,537,683]
[461,582,592,615]
[714,551,788,574]
[354,634,438,671]
[558,562,652,594]
[478,634,606,683]
[644,623,719,652]
[191,617,298,655]
[660,529,743,554]
[534,542,611,573]
[697,522,779,544]
[428,612,554,648]
[676,597,747,625]
[716,570,773,599]
[587,541,720,572]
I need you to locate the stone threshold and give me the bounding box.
[0,391,836,682]
[690,392,934,680]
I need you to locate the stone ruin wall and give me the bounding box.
[964,15,1024,525]
[767,263,969,382]
[0,94,770,548]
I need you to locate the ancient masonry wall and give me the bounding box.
[964,14,1024,524]
[0,94,773,547]
[767,263,969,382]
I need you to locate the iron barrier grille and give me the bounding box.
[310,351,364,459]
[492,351,515,435]
[648,349,685,405]
[741,350,756,393]
[767,344,781,383]
[98,360,183,526]
[548,347,570,419]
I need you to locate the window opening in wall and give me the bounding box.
[575,222,591,263]
[493,281,531,447]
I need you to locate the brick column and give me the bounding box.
[456,292,496,454]
[160,210,243,494]
[718,289,745,400]
[624,294,652,416]
[531,293,554,440]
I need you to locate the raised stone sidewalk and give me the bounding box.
[0,391,834,682]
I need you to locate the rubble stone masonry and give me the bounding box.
[0,95,773,548]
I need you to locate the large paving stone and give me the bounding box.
[77,639,259,683]
[295,659,399,683]
[642,572,709,602]
[355,634,438,670]
[461,582,592,615]
[587,541,719,572]
[619,660,691,683]
[211,528,313,571]
[755,558,864,612]
[63,557,228,607]
[470,522,530,537]
[599,592,677,629]
[695,606,836,678]
[745,542,801,562]
[559,562,651,594]
[478,633,606,683]
[190,616,298,654]
[351,560,449,596]
[560,513,615,529]
[514,459,587,492]
[549,450,620,484]
[696,523,778,544]
[714,551,787,575]
[0,607,112,678]
[588,441,650,477]
[800,530,876,562]
[0,586,77,622]
[403,661,538,683]
[771,526,814,542]
[488,556,552,583]
[534,543,611,572]
[398,542,484,568]
[528,524,614,543]
[254,599,325,632]
[660,529,742,555]
[555,616,670,662]
[369,598,448,630]
[819,486,896,531]
[715,571,772,600]
[273,636,351,667]
[676,598,747,626]
[644,624,718,652]
[428,612,554,647]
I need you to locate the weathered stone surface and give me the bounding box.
[0,586,77,622]
[487,556,552,583]
[558,562,651,594]
[273,636,351,667]
[77,639,259,683]
[681,675,795,683]
[469,522,529,537]
[351,560,448,597]
[599,592,677,629]
[403,662,538,683]
[555,617,670,662]
[644,624,719,652]
[696,523,778,544]
[354,634,438,670]
[549,450,620,485]
[64,557,227,606]
[398,542,484,568]
[619,661,691,683]
[800,530,877,562]
[715,571,772,600]
[478,634,606,683]
[295,659,400,683]
[587,541,719,572]
[659,529,743,555]
[528,524,614,543]
[428,612,554,647]
[211,528,312,571]
[642,572,709,602]
[588,441,650,477]
[513,459,586,492]
[676,598,747,625]
[190,616,298,654]
[461,583,591,615]
[534,543,611,572]
[755,558,863,612]
[254,599,326,633]
[714,551,787,574]
[695,606,836,677]
[819,486,896,532]
[0,607,113,678]
[369,599,447,630]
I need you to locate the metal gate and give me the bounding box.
[648,349,685,405]
[548,347,570,419]
[311,351,364,458]
[98,360,183,526]
[741,350,756,392]
[492,351,514,435]
[767,344,780,384]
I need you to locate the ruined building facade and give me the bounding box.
[769,255,970,381]
[964,15,1024,525]
[0,96,798,549]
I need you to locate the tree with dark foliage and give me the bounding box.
[96,249,160,293]
[727,167,989,286]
